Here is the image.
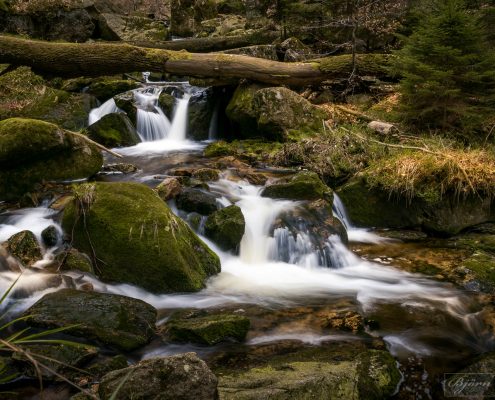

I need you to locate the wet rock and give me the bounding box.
[88,80,139,102]
[12,343,98,379]
[99,353,218,400]
[262,171,332,201]
[41,225,59,247]
[159,92,176,117]
[62,182,220,293]
[24,289,157,351]
[337,176,495,236]
[176,188,219,215]
[163,309,250,345]
[113,91,137,124]
[218,349,400,400]
[101,163,139,174]
[204,205,245,251]
[87,112,140,147]
[6,230,42,266]
[320,310,364,333]
[188,89,214,141]
[191,168,220,182]
[456,250,495,293]
[155,177,183,201]
[0,118,103,201]
[56,248,94,274]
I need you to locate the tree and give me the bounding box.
[394,0,495,132]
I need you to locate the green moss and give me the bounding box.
[225,83,266,138]
[356,350,401,399]
[204,139,282,162]
[204,205,245,251]
[460,250,495,290]
[262,171,332,201]
[166,311,250,345]
[87,112,139,148]
[6,230,42,266]
[62,182,220,293]
[88,80,139,102]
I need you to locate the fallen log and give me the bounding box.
[0,35,393,86]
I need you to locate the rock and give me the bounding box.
[367,121,397,135]
[188,88,214,140]
[204,205,245,251]
[159,92,176,117]
[164,310,250,345]
[337,176,495,236]
[41,225,59,247]
[24,289,157,351]
[218,349,400,400]
[262,171,332,201]
[199,14,246,37]
[88,79,139,102]
[223,45,278,60]
[226,84,327,140]
[156,177,183,201]
[6,230,42,266]
[101,163,139,174]
[85,354,128,378]
[98,353,218,400]
[87,112,140,147]
[320,311,364,333]
[12,343,98,379]
[98,14,168,41]
[170,0,217,37]
[62,182,220,293]
[56,248,94,274]
[191,168,220,182]
[113,91,137,124]
[279,37,311,62]
[176,188,219,215]
[0,118,103,201]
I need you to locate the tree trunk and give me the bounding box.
[0,35,393,86]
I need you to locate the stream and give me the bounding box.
[1,82,494,399]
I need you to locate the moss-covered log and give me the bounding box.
[0,35,393,86]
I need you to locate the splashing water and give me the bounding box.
[88,98,120,125]
[135,87,172,141]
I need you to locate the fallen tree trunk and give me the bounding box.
[0,35,393,86]
[129,30,279,53]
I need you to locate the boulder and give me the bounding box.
[0,118,103,201]
[24,289,157,351]
[218,349,400,400]
[113,91,138,124]
[88,79,139,102]
[159,92,176,118]
[5,230,42,266]
[337,176,495,236]
[188,88,214,140]
[262,171,332,201]
[98,14,168,42]
[204,205,245,251]
[62,182,220,293]
[87,112,140,147]
[98,353,218,400]
[279,37,311,62]
[176,188,219,215]
[155,177,183,201]
[41,225,59,247]
[164,310,250,345]
[226,84,327,140]
[191,168,220,182]
[56,248,94,274]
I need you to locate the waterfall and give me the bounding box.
[135,87,172,141]
[168,94,191,141]
[88,98,120,125]
[332,193,352,230]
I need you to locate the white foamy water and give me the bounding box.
[0,207,61,244]
[135,87,172,141]
[88,98,120,125]
[168,94,190,141]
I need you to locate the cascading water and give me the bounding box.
[134,87,172,141]
[168,93,190,141]
[88,98,120,125]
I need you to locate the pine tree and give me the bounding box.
[394,0,495,132]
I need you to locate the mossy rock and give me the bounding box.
[218,349,400,400]
[458,250,495,292]
[87,112,140,148]
[88,79,139,102]
[12,343,98,379]
[24,289,157,351]
[158,92,175,117]
[204,205,245,251]
[191,168,220,182]
[62,182,220,293]
[262,171,332,201]
[98,353,218,400]
[176,187,219,215]
[41,225,58,247]
[56,248,94,274]
[164,310,250,345]
[6,230,42,267]
[113,91,137,125]
[155,177,183,201]
[0,118,103,201]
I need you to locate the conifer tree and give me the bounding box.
[395,0,495,132]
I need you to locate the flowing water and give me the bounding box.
[2,82,494,398]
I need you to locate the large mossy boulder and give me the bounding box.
[87,112,140,147]
[5,230,42,267]
[218,349,400,400]
[62,182,221,293]
[204,205,245,251]
[337,176,495,236]
[98,353,218,400]
[0,118,103,201]
[24,289,157,351]
[164,310,250,345]
[262,171,332,201]
[226,84,327,140]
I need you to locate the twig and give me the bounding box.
[67,131,123,158]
